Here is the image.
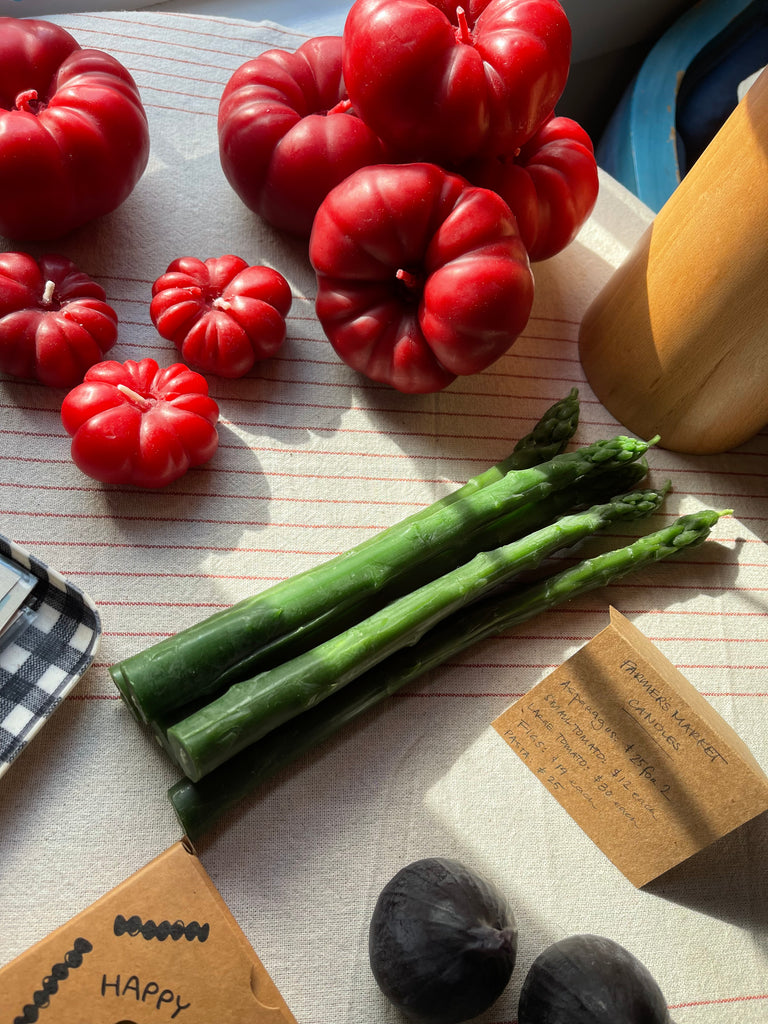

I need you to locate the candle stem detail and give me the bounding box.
[116,383,154,410]
[327,98,353,116]
[395,268,420,291]
[15,89,41,113]
[455,6,472,45]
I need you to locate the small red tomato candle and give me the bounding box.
[0,251,118,388]
[309,162,534,394]
[61,358,220,489]
[0,18,149,241]
[459,115,599,262]
[342,0,572,165]
[218,35,390,237]
[150,255,293,378]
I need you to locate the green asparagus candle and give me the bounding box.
[110,393,590,725]
[113,429,651,728]
[167,486,670,782]
[169,508,730,838]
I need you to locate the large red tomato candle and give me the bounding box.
[460,115,599,261]
[218,35,390,237]
[0,251,118,388]
[309,162,535,394]
[0,18,150,241]
[61,358,220,489]
[342,0,571,166]
[150,255,293,378]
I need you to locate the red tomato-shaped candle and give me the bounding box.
[61,359,220,489]
[0,251,118,388]
[150,255,292,379]
[218,35,390,237]
[0,18,150,242]
[342,0,571,166]
[460,115,599,261]
[309,162,535,394]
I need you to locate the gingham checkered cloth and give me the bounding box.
[0,535,101,770]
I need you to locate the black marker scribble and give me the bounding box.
[113,914,209,942]
[13,937,92,1024]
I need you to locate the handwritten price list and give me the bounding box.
[493,609,768,887]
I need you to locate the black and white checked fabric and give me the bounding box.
[0,534,101,772]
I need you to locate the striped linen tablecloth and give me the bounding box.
[0,11,766,1024]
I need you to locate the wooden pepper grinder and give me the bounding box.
[578,67,768,454]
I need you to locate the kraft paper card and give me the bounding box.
[493,607,768,887]
[0,840,297,1024]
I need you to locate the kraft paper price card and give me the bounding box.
[0,839,297,1024]
[493,608,768,887]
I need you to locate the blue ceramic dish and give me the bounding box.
[597,0,765,210]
